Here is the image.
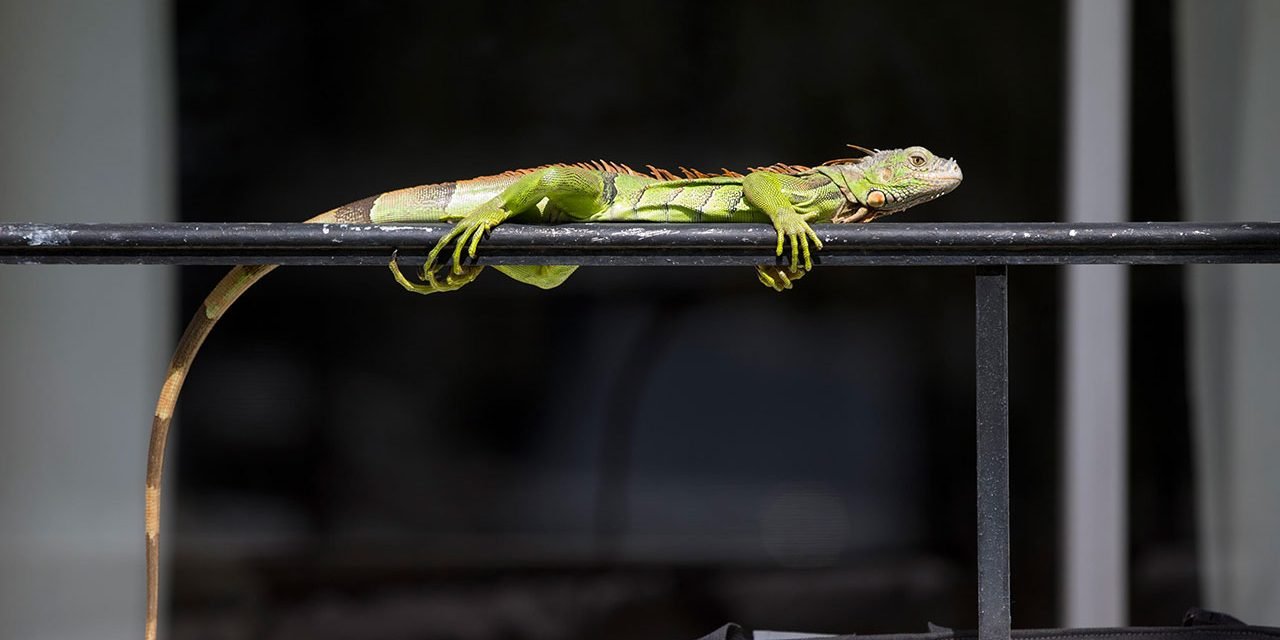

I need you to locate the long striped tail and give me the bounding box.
[144,199,373,640]
[143,262,275,640]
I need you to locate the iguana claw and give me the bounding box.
[389,250,483,295]
[756,264,807,291]
[425,206,508,277]
[772,211,824,271]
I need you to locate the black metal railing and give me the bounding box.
[3,221,1279,265]
[4,221,1278,640]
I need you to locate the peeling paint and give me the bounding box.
[21,226,72,246]
[616,227,677,239]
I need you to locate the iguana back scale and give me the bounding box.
[344,157,903,226]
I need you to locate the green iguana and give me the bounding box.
[143,146,961,640]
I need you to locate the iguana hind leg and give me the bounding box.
[389,251,484,295]
[418,166,606,282]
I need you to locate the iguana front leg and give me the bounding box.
[742,171,824,273]
[416,166,605,281]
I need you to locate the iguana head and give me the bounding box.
[819,146,963,222]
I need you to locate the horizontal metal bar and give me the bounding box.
[1,222,1279,266]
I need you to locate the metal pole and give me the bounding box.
[4,222,1280,266]
[976,265,1011,640]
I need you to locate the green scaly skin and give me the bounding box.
[143,146,960,640]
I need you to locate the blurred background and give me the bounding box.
[1,1,1278,639]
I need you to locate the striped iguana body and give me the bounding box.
[144,146,961,640]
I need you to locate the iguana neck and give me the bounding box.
[815,166,870,207]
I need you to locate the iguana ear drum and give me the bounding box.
[867,190,886,207]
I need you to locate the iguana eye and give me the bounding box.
[909,153,927,167]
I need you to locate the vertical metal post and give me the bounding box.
[976,265,1011,640]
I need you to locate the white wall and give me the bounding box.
[1180,0,1280,624]
[1062,0,1130,627]
[0,1,173,639]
